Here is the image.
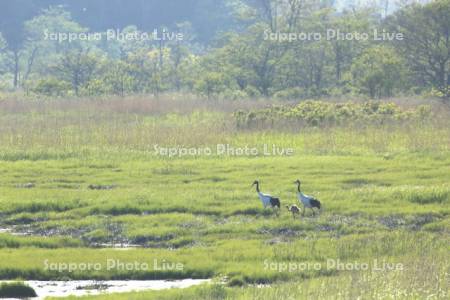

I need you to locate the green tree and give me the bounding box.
[195,71,230,99]
[0,33,9,74]
[389,0,450,97]
[53,47,104,96]
[328,9,374,82]
[351,45,404,98]
[3,6,87,90]
[102,60,136,96]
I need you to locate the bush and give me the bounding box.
[405,189,449,204]
[351,46,405,98]
[222,89,248,100]
[233,100,432,128]
[33,78,71,97]
[244,86,261,98]
[0,282,37,298]
[228,275,246,287]
[194,72,230,99]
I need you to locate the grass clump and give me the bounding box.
[0,282,37,298]
[0,234,83,249]
[404,187,450,204]
[228,275,246,287]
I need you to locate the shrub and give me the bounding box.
[233,100,432,128]
[405,189,449,204]
[244,86,261,98]
[33,78,71,97]
[228,275,246,287]
[0,282,37,298]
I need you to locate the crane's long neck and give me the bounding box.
[297,183,301,193]
[255,183,260,193]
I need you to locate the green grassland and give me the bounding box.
[0,97,449,299]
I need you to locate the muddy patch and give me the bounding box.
[316,224,336,232]
[15,183,35,189]
[257,227,305,237]
[90,243,143,249]
[378,215,407,229]
[378,214,441,230]
[88,184,117,190]
[0,225,34,236]
[409,214,441,230]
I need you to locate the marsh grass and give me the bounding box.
[0,234,83,249]
[0,96,449,157]
[0,96,448,298]
[48,254,449,299]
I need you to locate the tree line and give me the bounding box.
[0,0,448,99]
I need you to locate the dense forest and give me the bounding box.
[0,0,448,99]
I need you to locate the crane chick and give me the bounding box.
[285,204,301,219]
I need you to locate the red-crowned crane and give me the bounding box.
[252,180,281,209]
[294,179,321,216]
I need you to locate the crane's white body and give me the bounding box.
[295,180,321,216]
[298,192,315,208]
[258,192,273,208]
[253,181,279,210]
